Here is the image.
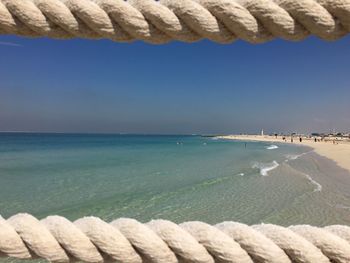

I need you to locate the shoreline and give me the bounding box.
[218,135,350,173]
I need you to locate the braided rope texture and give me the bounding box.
[0,0,350,43]
[1,214,350,262]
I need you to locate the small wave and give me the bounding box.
[304,173,322,192]
[285,151,312,162]
[238,173,245,176]
[283,162,322,193]
[266,145,279,150]
[285,154,300,160]
[252,161,279,176]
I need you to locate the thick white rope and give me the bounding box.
[1,214,350,262]
[0,0,350,43]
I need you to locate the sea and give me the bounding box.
[1,133,350,226]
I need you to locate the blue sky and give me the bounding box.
[0,35,349,134]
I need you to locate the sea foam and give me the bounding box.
[252,161,279,176]
[293,168,322,192]
[304,173,322,192]
[283,162,322,192]
[285,151,312,162]
[266,145,279,150]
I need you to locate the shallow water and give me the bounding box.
[0,133,350,226]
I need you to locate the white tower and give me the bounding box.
[261,129,264,136]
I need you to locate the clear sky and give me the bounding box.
[0,35,349,135]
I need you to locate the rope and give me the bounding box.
[1,214,350,262]
[0,0,350,43]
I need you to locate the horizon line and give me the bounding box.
[0,131,206,136]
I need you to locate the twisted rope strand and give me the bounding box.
[0,0,350,43]
[1,214,350,262]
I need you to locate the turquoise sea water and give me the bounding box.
[1,133,350,226]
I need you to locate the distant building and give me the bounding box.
[261,129,264,136]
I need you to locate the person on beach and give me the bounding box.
[299,137,302,143]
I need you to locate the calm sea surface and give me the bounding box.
[1,133,350,226]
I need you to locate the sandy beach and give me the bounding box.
[218,135,350,173]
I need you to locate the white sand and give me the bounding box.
[218,135,350,173]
